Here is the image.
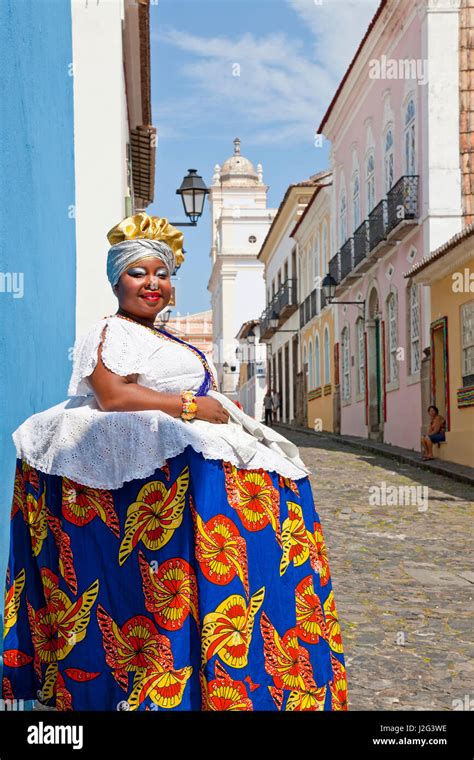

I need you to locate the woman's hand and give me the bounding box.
[194,396,230,424]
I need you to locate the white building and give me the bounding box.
[258,177,321,423]
[71,0,156,335]
[207,138,277,398]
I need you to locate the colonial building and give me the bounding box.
[164,309,214,358]
[234,319,266,420]
[405,223,474,467]
[72,0,156,333]
[289,172,336,432]
[258,177,321,423]
[207,138,277,398]
[317,0,464,451]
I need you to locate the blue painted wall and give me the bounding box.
[0,0,76,665]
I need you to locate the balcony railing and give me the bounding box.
[368,198,388,250]
[386,175,419,235]
[260,278,298,337]
[298,284,329,329]
[320,286,327,311]
[340,237,354,281]
[274,278,297,316]
[353,219,370,268]
[324,174,420,293]
[259,305,274,338]
[329,251,340,284]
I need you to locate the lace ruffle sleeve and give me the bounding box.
[67,317,150,397]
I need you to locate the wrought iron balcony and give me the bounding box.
[259,305,275,339]
[339,237,354,281]
[260,278,298,337]
[353,219,370,269]
[324,175,420,291]
[299,303,305,328]
[274,278,298,319]
[298,286,324,329]
[386,175,419,235]
[328,251,341,284]
[368,198,388,251]
[320,286,327,311]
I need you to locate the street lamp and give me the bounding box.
[173,169,210,226]
[157,308,171,324]
[322,272,366,312]
[269,310,279,330]
[322,273,337,302]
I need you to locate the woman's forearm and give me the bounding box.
[100,383,183,416]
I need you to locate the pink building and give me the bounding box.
[318,0,464,450]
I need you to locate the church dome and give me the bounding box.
[218,138,262,186]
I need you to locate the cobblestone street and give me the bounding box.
[278,427,474,712]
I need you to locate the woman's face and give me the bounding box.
[113,257,172,319]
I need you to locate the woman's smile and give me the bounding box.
[140,292,161,303]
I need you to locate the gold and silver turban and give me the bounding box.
[106,212,184,288]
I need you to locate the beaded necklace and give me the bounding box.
[107,312,218,395]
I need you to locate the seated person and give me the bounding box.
[420,404,446,460]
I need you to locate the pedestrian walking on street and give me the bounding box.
[263,391,274,426]
[3,212,347,712]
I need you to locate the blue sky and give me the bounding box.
[148,0,379,314]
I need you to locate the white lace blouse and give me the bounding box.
[12,316,311,489]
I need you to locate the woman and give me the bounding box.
[2,212,348,712]
[420,404,446,461]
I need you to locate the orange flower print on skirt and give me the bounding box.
[2,448,348,710]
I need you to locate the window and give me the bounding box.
[315,333,321,387]
[366,153,375,213]
[404,98,416,176]
[352,172,360,230]
[308,341,314,389]
[408,282,420,374]
[303,344,307,379]
[384,126,394,193]
[341,327,350,400]
[356,318,365,394]
[461,300,474,386]
[339,191,347,246]
[387,292,398,382]
[324,326,330,385]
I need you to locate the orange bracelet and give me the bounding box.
[180,390,198,421]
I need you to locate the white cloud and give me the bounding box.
[152,0,380,146]
[287,0,380,77]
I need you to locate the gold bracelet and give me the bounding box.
[180,390,198,421]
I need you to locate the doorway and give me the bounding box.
[366,287,384,439]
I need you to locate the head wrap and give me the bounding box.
[106,212,185,288]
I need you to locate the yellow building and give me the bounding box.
[405,224,474,467]
[290,173,337,432]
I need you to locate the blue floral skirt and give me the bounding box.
[2,446,348,711]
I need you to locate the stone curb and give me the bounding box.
[274,422,474,488]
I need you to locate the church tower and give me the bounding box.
[208,138,277,397]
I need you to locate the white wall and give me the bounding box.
[71,0,128,336]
